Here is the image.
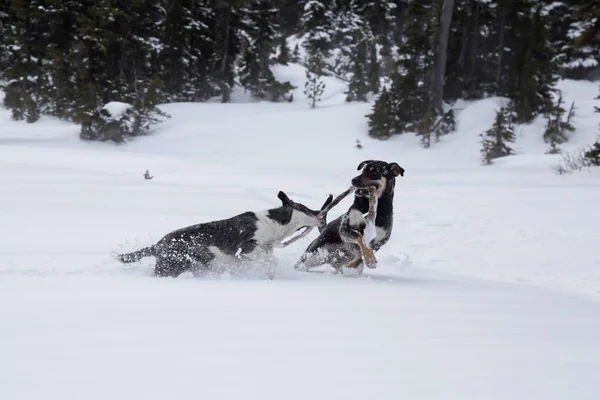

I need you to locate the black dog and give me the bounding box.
[293,160,404,273]
[117,191,331,277]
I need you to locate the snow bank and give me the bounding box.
[101,101,133,120]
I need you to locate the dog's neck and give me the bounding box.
[255,207,302,245]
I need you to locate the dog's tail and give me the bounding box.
[116,245,155,263]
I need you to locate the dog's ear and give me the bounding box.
[389,163,405,177]
[277,191,291,205]
[357,160,374,170]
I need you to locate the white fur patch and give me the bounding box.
[363,220,377,247]
[348,209,366,227]
[253,209,318,248]
[374,226,388,243]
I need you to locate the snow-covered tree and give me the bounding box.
[160,0,215,101]
[567,0,600,78]
[300,0,335,65]
[238,0,280,100]
[276,35,292,65]
[543,92,575,154]
[331,0,363,77]
[367,87,395,139]
[304,68,325,108]
[480,105,516,165]
[366,42,380,94]
[345,28,370,102]
[291,43,301,63]
[0,0,11,72]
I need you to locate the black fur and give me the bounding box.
[294,160,404,272]
[117,191,328,277]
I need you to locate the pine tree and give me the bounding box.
[0,0,11,72]
[211,1,244,103]
[238,0,280,100]
[276,35,291,65]
[291,43,301,63]
[367,87,395,139]
[509,6,558,123]
[2,0,54,122]
[543,92,575,154]
[300,0,334,69]
[568,0,600,78]
[371,1,436,135]
[331,0,363,77]
[366,42,380,94]
[584,142,600,166]
[304,68,325,108]
[542,0,580,77]
[345,28,369,102]
[356,0,400,77]
[160,0,216,102]
[585,87,600,165]
[416,110,435,148]
[444,0,497,101]
[480,105,516,165]
[278,0,304,35]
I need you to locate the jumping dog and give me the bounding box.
[293,160,404,273]
[117,191,333,277]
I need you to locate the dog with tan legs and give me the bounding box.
[293,160,404,274]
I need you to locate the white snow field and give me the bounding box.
[1,68,600,399]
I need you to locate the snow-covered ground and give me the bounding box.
[1,67,600,399]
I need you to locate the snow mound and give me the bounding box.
[102,102,133,120]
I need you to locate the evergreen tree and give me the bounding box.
[367,87,395,139]
[345,28,369,102]
[1,0,55,122]
[210,1,244,103]
[543,92,575,154]
[416,110,435,148]
[480,105,516,165]
[444,0,497,101]
[542,0,580,77]
[586,88,600,166]
[509,6,558,123]
[238,0,280,100]
[0,0,11,72]
[300,0,335,67]
[584,141,600,166]
[366,42,380,94]
[160,0,216,101]
[331,0,362,77]
[277,0,304,35]
[291,43,301,63]
[568,0,600,78]
[276,35,291,65]
[304,68,325,108]
[356,0,400,76]
[371,1,436,135]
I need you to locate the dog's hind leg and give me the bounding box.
[154,254,191,278]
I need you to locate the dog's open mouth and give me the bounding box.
[354,184,379,197]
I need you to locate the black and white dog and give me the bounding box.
[294,160,404,273]
[117,191,331,277]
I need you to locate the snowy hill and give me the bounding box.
[1,65,600,399]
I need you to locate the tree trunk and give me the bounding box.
[431,0,455,115]
[220,4,231,103]
[496,7,506,88]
